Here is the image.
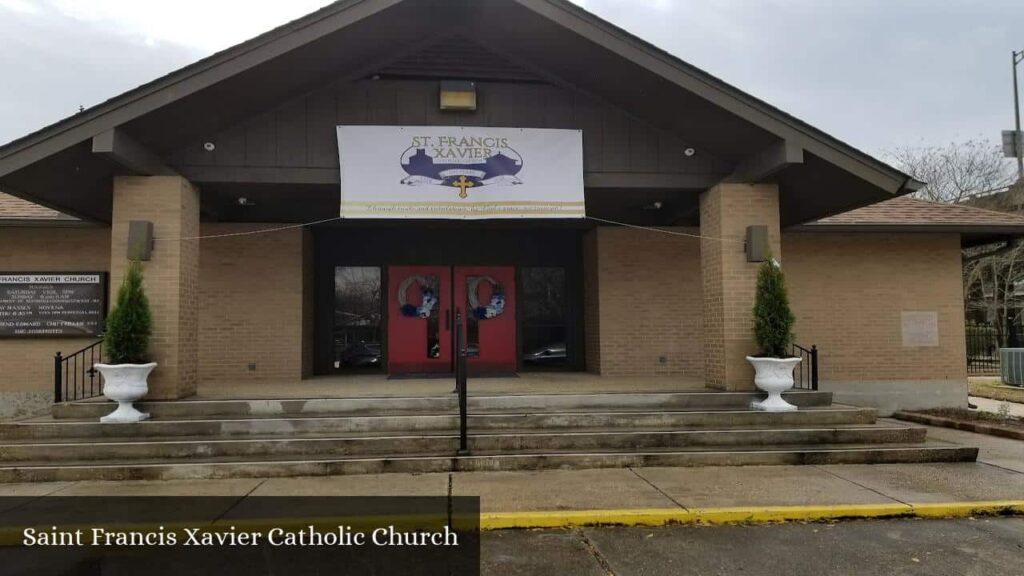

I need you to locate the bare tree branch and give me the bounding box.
[884,140,1015,203]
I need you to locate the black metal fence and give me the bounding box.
[967,323,1000,374]
[54,340,104,403]
[965,322,1024,374]
[791,343,819,390]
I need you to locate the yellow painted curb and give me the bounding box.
[480,509,692,530]
[479,500,1024,530]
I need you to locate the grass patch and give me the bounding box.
[969,378,1024,403]
[916,407,1024,431]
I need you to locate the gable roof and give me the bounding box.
[800,196,1024,246]
[0,191,80,225]
[0,0,918,224]
[813,196,1024,227]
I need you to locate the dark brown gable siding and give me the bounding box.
[166,78,731,178]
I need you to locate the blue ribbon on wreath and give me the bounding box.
[398,275,438,318]
[401,288,437,318]
[469,276,505,320]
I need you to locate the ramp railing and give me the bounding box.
[791,343,819,391]
[54,339,104,403]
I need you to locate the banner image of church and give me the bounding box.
[1,0,1022,479]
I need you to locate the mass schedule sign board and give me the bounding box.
[0,274,105,337]
[337,126,585,219]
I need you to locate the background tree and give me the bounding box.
[885,139,1015,203]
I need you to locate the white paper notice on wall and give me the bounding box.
[901,311,939,347]
[336,126,585,219]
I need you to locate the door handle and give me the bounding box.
[445,309,451,331]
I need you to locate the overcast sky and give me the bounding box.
[1,0,1022,157]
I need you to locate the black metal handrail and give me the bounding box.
[791,343,818,390]
[54,339,104,403]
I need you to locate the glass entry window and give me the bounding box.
[520,267,569,369]
[333,267,383,371]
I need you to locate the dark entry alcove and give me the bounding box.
[312,223,586,375]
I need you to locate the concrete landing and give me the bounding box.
[172,373,710,400]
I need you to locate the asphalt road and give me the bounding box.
[481,517,1024,576]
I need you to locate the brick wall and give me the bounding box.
[587,226,703,376]
[582,229,601,373]
[783,232,968,411]
[699,183,781,390]
[0,219,310,415]
[302,228,315,378]
[197,224,308,383]
[0,227,111,418]
[583,225,967,411]
[0,219,975,416]
[111,176,200,399]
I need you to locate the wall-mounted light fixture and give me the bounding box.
[745,225,768,262]
[440,80,477,111]
[127,220,154,261]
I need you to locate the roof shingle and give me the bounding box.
[810,196,1024,227]
[0,192,75,221]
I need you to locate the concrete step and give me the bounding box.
[50,391,834,420]
[0,425,927,462]
[5,407,877,440]
[0,443,978,482]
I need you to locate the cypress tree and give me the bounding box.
[104,261,153,364]
[752,257,796,358]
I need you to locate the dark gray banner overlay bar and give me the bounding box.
[0,496,480,575]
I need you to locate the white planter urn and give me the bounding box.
[95,363,157,423]
[745,357,801,412]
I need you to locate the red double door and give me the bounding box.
[386,266,516,375]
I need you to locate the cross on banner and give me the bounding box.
[453,175,475,199]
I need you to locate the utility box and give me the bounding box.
[1000,348,1024,387]
[745,225,768,262]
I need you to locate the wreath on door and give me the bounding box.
[397,275,439,318]
[468,275,505,320]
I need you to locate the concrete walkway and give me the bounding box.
[970,395,1024,418]
[2,422,1021,515]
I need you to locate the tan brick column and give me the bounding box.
[699,183,781,390]
[109,176,200,399]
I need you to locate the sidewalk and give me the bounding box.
[970,395,1024,418]
[2,421,1021,526]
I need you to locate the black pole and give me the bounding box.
[53,352,63,403]
[455,309,469,456]
[810,345,819,391]
[1014,50,1023,180]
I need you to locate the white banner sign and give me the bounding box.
[337,126,585,219]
